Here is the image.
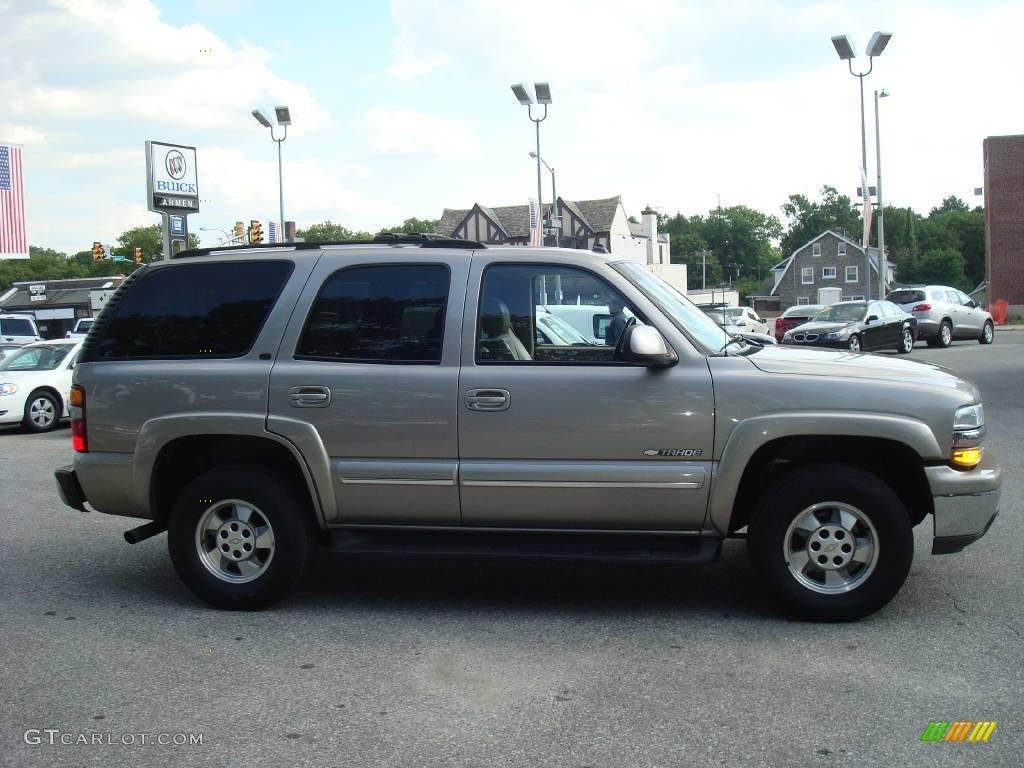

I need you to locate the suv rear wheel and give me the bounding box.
[748,464,913,621]
[168,465,316,610]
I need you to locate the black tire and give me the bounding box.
[168,465,317,610]
[847,334,861,352]
[22,389,61,433]
[979,321,994,345]
[747,463,913,621]
[896,325,914,354]
[937,320,953,348]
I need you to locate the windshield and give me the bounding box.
[725,308,745,319]
[76,319,94,331]
[703,310,731,327]
[536,312,594,346]
[813,303,867,323]
[0,344,73,371]
[616,262,733,353]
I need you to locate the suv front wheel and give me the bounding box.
[748,463,913,621]
[168,465,316,610]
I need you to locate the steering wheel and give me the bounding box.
[613,317,638,360]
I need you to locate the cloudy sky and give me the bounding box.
[3,0,1021,253]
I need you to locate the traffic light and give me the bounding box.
[249,220,263,244]
[233,221,244,240]
[91,241,105,261]
[134,247,143,265]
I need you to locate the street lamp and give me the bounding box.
[252,105,291,243]
[529,151,559,246]
[199,226,231,245]
[831,31,891,299]
[875,88,890,300]
[511,82,551,245]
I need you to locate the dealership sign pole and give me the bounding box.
[146,141,199,259]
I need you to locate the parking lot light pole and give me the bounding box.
[252,106,291,242]
[530,151,559,246]
[875,88,890,300]
[512,83,551,244]
[831,31,891,299]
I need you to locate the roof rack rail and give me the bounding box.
[171,233,485,259]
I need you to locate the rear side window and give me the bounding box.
[296,264,449,363]
[84,261,293,360]
[1,318,36,336]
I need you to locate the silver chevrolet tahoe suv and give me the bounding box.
[54,235,1001,620]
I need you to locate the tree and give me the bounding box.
[115,224,198,261]
[296,220,373,241]
[913,247,969,289]
[780,186,862,257]
[930,195,969,215]
[377,217,439,235]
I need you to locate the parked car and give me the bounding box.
[774,304,823,342]
[535,307,598,347]
[885,286,994,347]
[0,339,82,432]
[723,306,770,335]
[701,309,777,345]
[55,235,999,620]
[65,318,95,339]
[782,300,916,353]
[545,304,630,344]
[0,313,41,345]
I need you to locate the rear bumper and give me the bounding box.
[55,465,88,512]
[926,454,1001,554]
[915,318,940,338]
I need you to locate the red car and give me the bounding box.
[774,304,823,342]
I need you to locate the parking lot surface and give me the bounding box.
[2,335,1022,767]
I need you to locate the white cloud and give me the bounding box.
[364,107,483,158]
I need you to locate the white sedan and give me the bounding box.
[724,306,770,335]
[0,339,82,432]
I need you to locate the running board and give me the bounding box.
[328,529,720,565]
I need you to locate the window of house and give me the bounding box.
[801,267,814,284]
[296,264,450,363]
[812,243,822,257]
[846,265,859,283]
[838,242,847,256]
[797,297,810,305]
[822,266,837,280]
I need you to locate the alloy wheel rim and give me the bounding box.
[849,337,860,352]
[984,323,993,342]
[195,499,276,584]
[903,329,913,351]
[783,501,880,594]
[30,397,56,428]
[942,325,951,344]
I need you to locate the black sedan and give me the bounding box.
[781,300,917,353]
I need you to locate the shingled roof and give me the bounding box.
[437,195,626,238]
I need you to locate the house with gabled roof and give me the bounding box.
[749,230,895,315]
[436,195,683,289]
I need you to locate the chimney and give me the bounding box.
[641,206,658,264]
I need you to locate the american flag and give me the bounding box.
[528,199,542,246]
[0,144,28,258]
[267,221,278,244]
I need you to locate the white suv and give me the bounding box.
[0,314,41,345]
[886,286,994,347]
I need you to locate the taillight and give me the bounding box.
[912,303,932,312]
[70,385,87,452]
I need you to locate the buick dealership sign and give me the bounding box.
[146,141,199,213]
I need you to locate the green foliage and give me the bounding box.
[904,247,970,290]
[296,220,373,241]
[780,185,862,258]
[114,224,198,261]
[377,217,439,235]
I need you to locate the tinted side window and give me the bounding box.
[84,261,293,360]
[296,264,449,363]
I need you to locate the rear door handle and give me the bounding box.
[289,385,332,408]
[465,388,510,411]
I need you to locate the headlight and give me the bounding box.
[954,403,984,430]
[0,383,18,396]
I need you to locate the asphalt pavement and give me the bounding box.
[1,335,1022,767]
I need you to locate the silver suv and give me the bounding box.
[886,286,994,347]
[54,236,1001,620]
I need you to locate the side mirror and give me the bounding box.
[623,325,677,368]
[967,300,977,309]
[865,314,878,324]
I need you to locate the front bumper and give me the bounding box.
[781,338,850,350]
[925,452,1001,554]
[55,465,88,512]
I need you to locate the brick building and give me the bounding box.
[984,135,1024,318]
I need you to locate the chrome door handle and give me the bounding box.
[465,388,510,411]
[289,385,331,408]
